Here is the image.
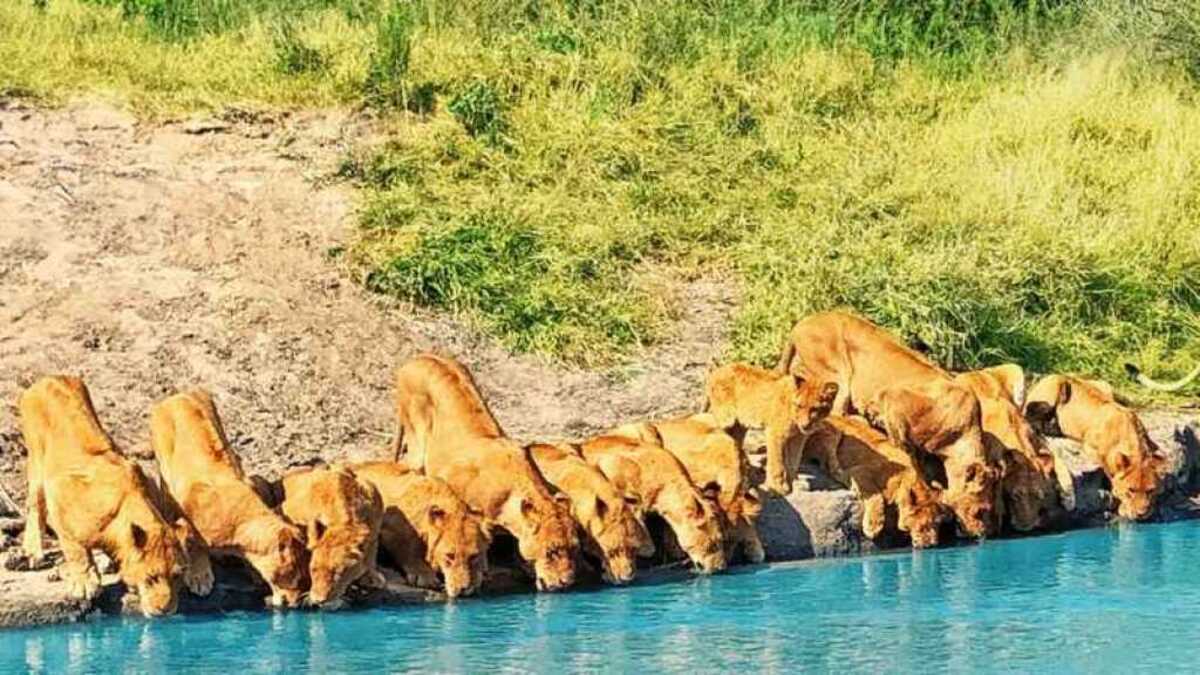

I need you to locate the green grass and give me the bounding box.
[3,0,1199,397]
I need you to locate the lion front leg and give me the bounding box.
[59,539,101,603]
[860,494,887,541]
[359,535,387,590]
[22,477,46,565]
[763,425,794,496]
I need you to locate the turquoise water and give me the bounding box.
[6,521,1200,673]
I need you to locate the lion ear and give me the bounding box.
[428,505,447,526]
[593,496,609,519]
[131,523,148,550]
[700,481,721,503]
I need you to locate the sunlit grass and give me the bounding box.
[3,0,1197,397]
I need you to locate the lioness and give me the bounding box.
[705,362,838,496]
[150,391,310,607]
[392,354,578,592]
[611,414,765,564]
[954,366,1060,532]
[527,442,653,584]
[577,435,727,573]
[21,376,187,616]
[351,461,490,599]
[775,311,1001,537]
[1024,375,1165,521]
[280,465,387,607]
[800,415,951,548]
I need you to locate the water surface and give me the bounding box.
[6,521,1200,673]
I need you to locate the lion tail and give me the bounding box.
[774,340,796,375]
[1125,362,1200,393]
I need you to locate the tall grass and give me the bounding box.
[3,0,1199,395]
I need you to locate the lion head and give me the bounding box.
[791,378,839,433]
[424,503,490,599]
[245,520,309,608]
[512,496,579,592]
[894,478,950,548]
[659,484,726,574]
[940,442,1002,538]
[575,492,648,585]
[306,521,374,607]
[119,521,186,617]
[1109,452,1166,521]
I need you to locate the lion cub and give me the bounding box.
[21,376,188,617]
[612,414,765,564]
[527,443,654,584]
[577,435,727,574]
[279,465,386,608]
[801,416,950,548]
[393,354,579,592]
[351,461,490,599]
[706,362,838,496]
[151,391,309,608]
[1024,375,1165,521]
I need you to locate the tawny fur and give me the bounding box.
[527,443,653,584]
[351,461,490,599]
[279,466,386,608]
[1024,375,1165,521]
[800,416,950,548]
[21,376,187,617]
[705,362,837,496]
[611,414,765,564]
[955,366,1060,532]
[774,310,1001,537]
[150,391,309,607]
[392,354,578,592]
[576,435,727,573]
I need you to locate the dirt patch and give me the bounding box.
[0,99,735,506]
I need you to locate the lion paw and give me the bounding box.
[763,476,791,496]
[186,566,215,597]
[361,569,387,590]
[406,569,439,590]
[65,570,102,602]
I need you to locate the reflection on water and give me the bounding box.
[8,521,1200,673]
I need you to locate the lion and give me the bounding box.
[800,415,951,548]
[527,442,653,584]
[21,376,187,617]
[1024,374,1166,521]
[611,414,765,564]
[392,354,578,592]
[279,465,387,608]
[150,390,310,608]
[351,461,490,599]
[775,310,1001,537]
[953,365,1060,532]
[705,362,838,496]
[576,434,727,573]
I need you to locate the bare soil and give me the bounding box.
[0,100,735,509]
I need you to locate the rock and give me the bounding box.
[182,119,230,135]
[0,517,25,535]
[757,467,871,561]
[1141,410,1200,493]
[1045,436,1112,520]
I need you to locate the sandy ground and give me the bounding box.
[0,99,734,508]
